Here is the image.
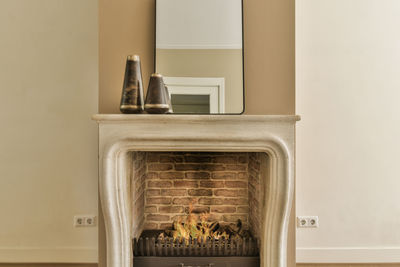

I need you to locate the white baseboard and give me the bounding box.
[297,247,400,263]
[0,247,97,263]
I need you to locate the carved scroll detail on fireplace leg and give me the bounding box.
[100,148,133,267]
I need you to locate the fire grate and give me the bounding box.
[133,231,260,267]
[133,235,259,257]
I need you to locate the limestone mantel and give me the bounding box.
[93,114,300,267]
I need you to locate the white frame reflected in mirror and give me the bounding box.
[164,77,225,114]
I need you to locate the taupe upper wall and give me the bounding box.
[99,0,295,115]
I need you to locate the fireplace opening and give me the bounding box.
[130,152,268,267]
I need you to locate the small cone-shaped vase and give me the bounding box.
[144,73,170,114]
[165,86,173,114]
[120,55,144,114]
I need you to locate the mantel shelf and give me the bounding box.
[92,114,301,124]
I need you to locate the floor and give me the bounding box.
[0,263,399,267]
[0,265,97,267]
[298,265,400,267]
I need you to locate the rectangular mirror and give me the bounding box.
[155,0,244,114]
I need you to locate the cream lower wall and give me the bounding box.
[156,49,244,113]
[296,0,400,263]
[0,0,98,263]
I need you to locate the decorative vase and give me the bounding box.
[165,86,173,114]
[144,73,170,114]
[120,55,144,114]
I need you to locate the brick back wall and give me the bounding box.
[130,151,146,238]
[143,152,252,230]
[248,152,263,238]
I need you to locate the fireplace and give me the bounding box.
[93,115,299,267]
[130,152,265,267]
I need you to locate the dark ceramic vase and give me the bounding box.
[165,86,173,114]
[120,55,144,114]
[144,73,170,114]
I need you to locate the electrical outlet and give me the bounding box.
[74,216,85,227]
[297,216,319,228]
[74,215,96,227]
[84,216,96,226]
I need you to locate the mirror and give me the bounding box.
[155,0,244,114]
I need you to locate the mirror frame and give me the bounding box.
[154,0,245,114]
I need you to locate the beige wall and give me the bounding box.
[99,0,294,266]
[156,49,243,113]
[0,0,98,263]
[296,0,400,263]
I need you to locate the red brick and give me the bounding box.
[184,156,212,163]
[159,206,185,213]
[148,181,172,188]
[159,172,185,179]
[175,164,225,171]
[185,206,210,214]
[188,189,212,196]
[147,197,171,205]
[249,198,259,210]
[249,160,261,171]
[145,206,157,213]
[161,189,187,196]
[248,183,259,196]
[146,153,160,162]
[224,164,247,171]
[225,181,247,188]
[160,155,184,163]
[198,198,224,205]
[160,223,174,229]
[172,197,197,205]
[222,214,247,222]
[171,215,186,222]
[174,181,198,188]
[205,214,223,222]
[248,174,259,185]
[135,192,144,203]
[222,198,248,205]
[238,155,248,164]
[237,206,249,213]
[148,163,173,171]
[214,189,247,197]
[203,164,226,171]
[237,172,248,179]
[143,222,158,229]
[249,153,260,161]
[185,172,210,179]
[146,214,170,221]
[146,189,161,197]
[212,172,237,179]
[200,181,224,188]
[211,206,236,213]
[212,156,237,164]
[146,172,159,179]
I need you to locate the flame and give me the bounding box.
[168,203,229,244]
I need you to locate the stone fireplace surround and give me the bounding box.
[93,114,299,267]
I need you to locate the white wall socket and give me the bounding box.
[74,215,96,227]
[297,216,319,228]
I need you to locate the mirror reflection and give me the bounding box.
[156,0,244,114]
